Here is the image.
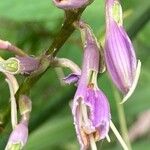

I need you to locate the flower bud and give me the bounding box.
[53,0,93,10]
[16,56,40,74]
[5,121,28,150]
[0,56,39,75]
[104,0,141,103]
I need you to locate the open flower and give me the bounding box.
[104,0,141,103]
[72,21,111,150]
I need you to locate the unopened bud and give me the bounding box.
[5,121,28,150]
[105,0,141,103]
[16,56,40,74]
[53,0,93,10]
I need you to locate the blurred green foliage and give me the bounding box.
[0,0,150,150]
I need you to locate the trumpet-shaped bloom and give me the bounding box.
[72,22,111,150]
[104,0,141,103]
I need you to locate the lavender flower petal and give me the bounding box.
[72,87,110,149]
[105,20,137,93]
[63,73,80,85]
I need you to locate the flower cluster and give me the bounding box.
[0,0,141,150]
[0,40,37,150]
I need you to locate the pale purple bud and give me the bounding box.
[53,0,92,10]
[16,56,40,74]
[72,22,111,149]
[0,56,40,75]
[5,120,28,150]
[104,0,141,102]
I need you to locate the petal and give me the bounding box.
[121,60,141,103]
[63,73,80,85]
[86,88,111,139]
[72,87,111,149]
[105,20,137,93]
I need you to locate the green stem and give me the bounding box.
[45,8,85,57]
[113,86,132,150]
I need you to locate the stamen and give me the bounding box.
[106,135,111,142]
[110,120,129,150]
[79,102,90,146]
[79,102,98,149]
[81,103,89,124]
[121,60,141,104]
[89,134,97,150]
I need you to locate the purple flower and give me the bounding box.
[104,0,141,103]
[53,0,92,9]
[5,120,28,150]
[72,22,111,150]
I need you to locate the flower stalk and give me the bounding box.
[113,86,132,150]
[5,74,19,129]
[110,120,129,150]
[0,39,27,57]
